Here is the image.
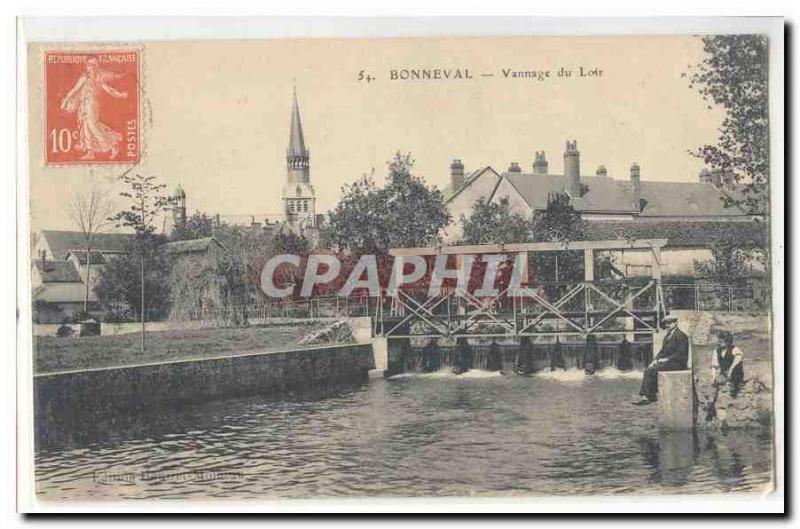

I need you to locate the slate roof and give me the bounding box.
[637,181,747,217]
[448,168,752,218]
[34,282,97,303]
[40,230,134,260]
[503,172,636,213]
[33,260,82,283]
[442,168,490,201]
[163,237,227,255]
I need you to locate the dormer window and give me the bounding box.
[296,186,302,197]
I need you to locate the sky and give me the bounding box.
[27,35,724,231]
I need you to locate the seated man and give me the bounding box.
[711,331,745,397]
[634,315,689,405]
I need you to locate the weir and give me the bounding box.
[383,337,653,376]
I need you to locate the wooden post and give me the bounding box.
[584,248,594,282]
[584,249,594,329]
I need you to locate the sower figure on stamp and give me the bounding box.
[60,57,128,160]
[633,315,689,405]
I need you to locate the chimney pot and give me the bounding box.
[564,140,581,197]
[533,150,548,174]
[508,162,521,173]
[630,163,642,212]
[596,165,608,177]
[450,158,465,189]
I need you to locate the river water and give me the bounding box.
[35,369,773,500]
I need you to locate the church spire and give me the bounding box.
[288,84,308,158]
[286,85,310,183]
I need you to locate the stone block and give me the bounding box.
[371,337,389,371]
[658,370,695,430]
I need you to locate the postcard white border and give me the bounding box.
[15,15,785,515]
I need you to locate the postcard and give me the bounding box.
[17,17,784,513]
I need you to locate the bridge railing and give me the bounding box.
[168,280,768,325]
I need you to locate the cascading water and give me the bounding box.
[390,336,653,378]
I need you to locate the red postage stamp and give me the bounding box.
[44,50,140,165]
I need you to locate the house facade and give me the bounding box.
[31,230,134,323]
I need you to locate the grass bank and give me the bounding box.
[34,321,333,374]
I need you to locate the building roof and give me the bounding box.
[39,230,134,260]
[637,181,748,217]
[583,220,768,248]
[66,249,107,265]
[503,172,637,213]
[163,237,227,255]
[33,260,82,283]
[33,282,98,303]
[450,169,751,218]
[442,168,489,201]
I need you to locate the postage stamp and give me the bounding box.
[44,50,140,165]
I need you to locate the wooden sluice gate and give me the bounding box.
[387,336,654,376]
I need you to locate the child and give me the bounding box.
[711,331,745,397]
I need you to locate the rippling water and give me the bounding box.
[36,369,773,500]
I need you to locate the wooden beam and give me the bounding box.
[388,239,669,256]
[584,248,594,282]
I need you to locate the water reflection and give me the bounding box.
[36,372,773,500]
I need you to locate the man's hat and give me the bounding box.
[663,314,678,323]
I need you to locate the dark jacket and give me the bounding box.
[655,327,689,371]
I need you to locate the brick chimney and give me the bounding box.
[564,140,581,197]
[596,165,608,177]
[450,158,465,189]
[699,168,713,184]
[508,162,522,173]
[630,163,642,212]
[711,168,723,188]
[533,151,548,174]
[722,171,735,190]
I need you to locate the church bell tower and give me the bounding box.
[282,86,316,229]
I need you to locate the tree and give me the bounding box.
[694,229,767,283]
[272,229,310,255]
[686,35,769,215]
[529,193,587,287]
[210,222,278,325]
[109,173,174,352]
[325,152,450,254]
[171,211,216,241]
[530,192,586,243]
[64,182,115,312]
[94,234,173,321]
[460,197,531,244]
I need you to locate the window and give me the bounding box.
[303,202,309,212]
